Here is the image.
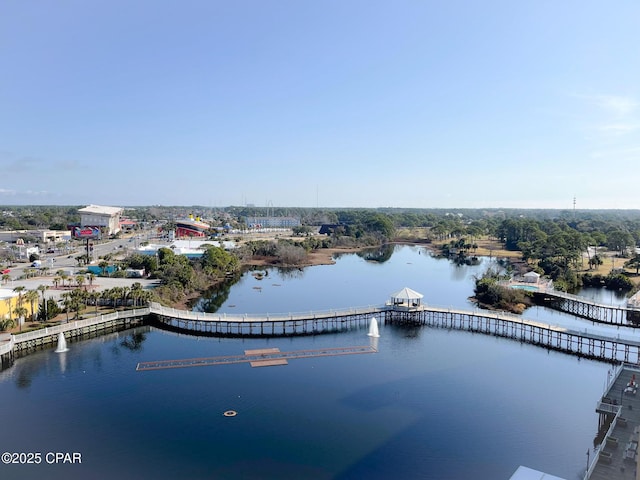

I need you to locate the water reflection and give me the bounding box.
[119,331,148,351]
[357,244,394,263]
[15,362,37,389]
[0,246,618,480]
[275,266,306,280]
[58,351,67,374]
[196,279,233,313]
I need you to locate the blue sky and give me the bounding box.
[1,1,639,209]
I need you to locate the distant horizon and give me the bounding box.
[2,202,640,213]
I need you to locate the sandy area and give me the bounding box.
[243,247,364,268]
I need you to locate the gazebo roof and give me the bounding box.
[523,271,540,277]
[390,287,424,301]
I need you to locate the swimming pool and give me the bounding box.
[510,284,539,292]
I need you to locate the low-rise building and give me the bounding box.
[0,288,37,327]
[244,216,301,228]
[0,229,71,244]
[78,205,124,236]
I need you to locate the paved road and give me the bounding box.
[2,232,162,301]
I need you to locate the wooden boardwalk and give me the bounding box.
[1,300,639,368]
[388,306,640,364]
[135,345,377,371]
[533,290,640,326]
[146,302,640,364]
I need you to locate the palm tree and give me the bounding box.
[99,260,109,277]
[1,274,10,285]
[139,290,153,306]
[69,289,85,319]
[87,291,100,315]
[60,292,72,323]
[37,284,50,321]
[130,282,143,307]
[13,306,28,332]
[13,286,25,311]
[0,318,15,332]
[87,273,95,289]
[109,287,123,310]
[24,290,39,323]
[121,286,130,308]
[100,289,110,308]
[75,274,86,290]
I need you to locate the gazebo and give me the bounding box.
[389,287,424,310]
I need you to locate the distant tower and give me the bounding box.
[573,196,576,221]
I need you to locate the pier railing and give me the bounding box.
[534,290,636,326]
[0,335,14,356]
[585,403,622,479]
[149,302,387,322]
[12,308,150,346]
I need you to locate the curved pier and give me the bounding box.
[147,302,640,364]
[3,296,640,368]
[533,290,639,326]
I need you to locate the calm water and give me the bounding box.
[0,246,613,480]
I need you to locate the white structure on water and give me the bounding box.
[388,287,424,310]
[367,317,380,338]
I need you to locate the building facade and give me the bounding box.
[244,216,301,228]
[78,205,123,236]
[0,229,71,244]
[0,289,36,326]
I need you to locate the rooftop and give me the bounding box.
[78,205,123,216]
[0,288,18,300]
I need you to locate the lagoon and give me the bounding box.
[0,246,612,479]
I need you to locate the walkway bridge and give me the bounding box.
[532,290,640,326]
[3,294,640,369]
[148,302,640,364]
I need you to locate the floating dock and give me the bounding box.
[135,345,377,371]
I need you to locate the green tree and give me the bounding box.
[589,255,603,270]
[0,318,15,332]
[87,291,100,314]
[60,292,72,322]
[24,290,39,322]
[607,230,634,256]
[625,255,640,274]
[98,260,109,276]
[37,284,49,320]
[200,246,240,277]
[13,306,28,332]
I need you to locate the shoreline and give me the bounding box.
[0,241,526,332]
[243,246,366,268]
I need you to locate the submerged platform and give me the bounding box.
[136,345,377,371]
